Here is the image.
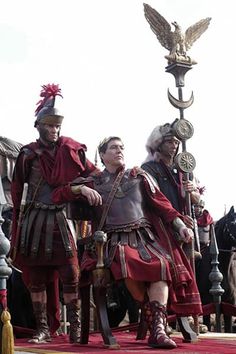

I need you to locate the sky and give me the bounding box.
[0,0,235,221]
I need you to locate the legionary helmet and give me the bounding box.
[145,119,180,161]
[197,199,205,208]
[34,83,64,127]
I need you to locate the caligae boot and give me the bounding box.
[144,300,177,349]
[28,302,51,343]
[66,299,81,344]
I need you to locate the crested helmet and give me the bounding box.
[34,83,64,127]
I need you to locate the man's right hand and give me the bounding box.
[71,185,102,206]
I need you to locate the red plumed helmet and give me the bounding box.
[34,84,64,127]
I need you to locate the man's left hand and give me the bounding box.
[183,215,194,229]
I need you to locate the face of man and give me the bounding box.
[159,136,180,159]
[194,204,204,218]
[100,139,124,172]
[37,122,61,145]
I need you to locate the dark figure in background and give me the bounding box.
[77,220,139,329]
[0,137,36,333]
[196,206,236,332]
[52,136,202,349]
[141,121,201,226]
[194,199,214,331]
[215,206,236,332]
[106,280,139,328]
[0,136,22,238]
[194,199,214,254]
[10,84,97,344]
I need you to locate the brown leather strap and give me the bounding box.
[56,211,73,257]
[30,209,47,258]
[136,230,151,262]
[20,208,38,255]
[45,210,55,259]
[105,233,118,267]
[97,168,125,231]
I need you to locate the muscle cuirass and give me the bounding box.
[86,169,173,274]
[94,170,149,231]
[27,158,54,205]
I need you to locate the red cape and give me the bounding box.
[25,136,96,186]
[197,210,214,227]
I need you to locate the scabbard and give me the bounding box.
[12,183,29,260]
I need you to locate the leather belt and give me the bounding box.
[34,201,64,210]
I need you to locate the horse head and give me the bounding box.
[215,206,236,250]
[215,206,236,249]
[225,206,236,246]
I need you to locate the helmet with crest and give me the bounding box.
[34,84,64,127]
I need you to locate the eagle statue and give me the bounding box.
[143,3,211,64]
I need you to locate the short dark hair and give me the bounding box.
[98,136,122,154]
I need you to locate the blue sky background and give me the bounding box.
[0,0,234,220]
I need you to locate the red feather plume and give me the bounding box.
[35,83,63,116]
[198,186,206,195]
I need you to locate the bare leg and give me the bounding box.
[63,293,77,304]
[31,290,47,304]
[148,281,168,304]
[145,281,176,349]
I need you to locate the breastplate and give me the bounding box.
[95,170,148,228]
[27,158,54,205]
